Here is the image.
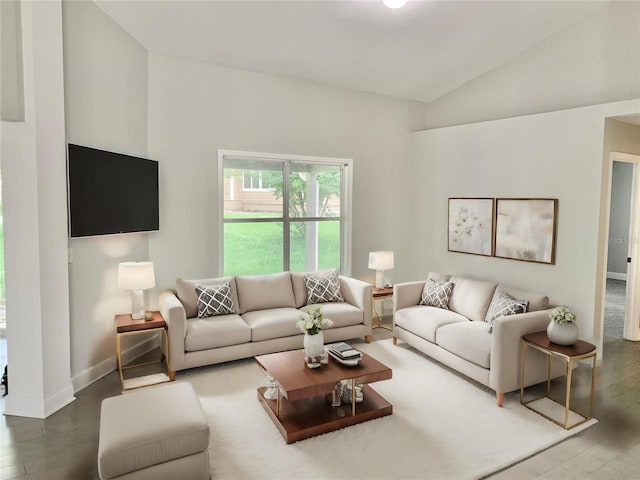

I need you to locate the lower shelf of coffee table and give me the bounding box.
[257,384,392,444]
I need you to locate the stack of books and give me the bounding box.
[326,342,362,366]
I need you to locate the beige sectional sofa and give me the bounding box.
[393,272,562,406]
[159,271,372,372]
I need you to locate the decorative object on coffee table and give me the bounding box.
[547,305,578,345]
[298,307,333,368]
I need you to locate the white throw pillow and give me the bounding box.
[420,279,454,309]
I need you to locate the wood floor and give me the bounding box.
[2,295,640,478]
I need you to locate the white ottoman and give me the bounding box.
[98,382,210,480]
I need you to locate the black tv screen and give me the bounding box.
[67,144,159,237]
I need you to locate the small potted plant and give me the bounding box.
[298,307,333,367]
[547,305,578,345]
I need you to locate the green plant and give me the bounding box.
[549,305,576,324]
[297,307,333,335]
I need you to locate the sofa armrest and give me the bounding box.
[159,289,188,372]
[339,276,372,329]
[489,309,553,394]
[393,281,425,312]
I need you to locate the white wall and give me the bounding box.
[147,53,427,291]
[409,100,640,359]
[1,0,74,418]
[62,1,150,388]
[426,2,640,129]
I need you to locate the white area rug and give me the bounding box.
[178,340,597,480]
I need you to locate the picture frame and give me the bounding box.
[494,198,558,264]
[448,198,495,256]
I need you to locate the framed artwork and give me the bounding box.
[448,198,494,256]
[494,198,558,264]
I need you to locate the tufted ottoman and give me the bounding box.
[98,382,210,479]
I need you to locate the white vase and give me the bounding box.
[303,331,324,366]
[547,321,578,346]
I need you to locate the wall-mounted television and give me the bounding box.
[67,144,159,238]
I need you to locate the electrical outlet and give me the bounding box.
[67,248,73,264]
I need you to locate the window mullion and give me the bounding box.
[283,161,290,272]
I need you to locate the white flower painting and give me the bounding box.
[448,198,494,256]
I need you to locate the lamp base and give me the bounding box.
[131,290,145,320]
[375,270,385,289]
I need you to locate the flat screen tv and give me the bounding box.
[67,144,159,237]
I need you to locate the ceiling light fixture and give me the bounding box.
[383,0,408,9]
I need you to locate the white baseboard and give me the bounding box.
[71,335,160,393]
[607,272,627,281]
[3,383,76,419]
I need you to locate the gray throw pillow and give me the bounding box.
[305,269,344,304]
[195,282,235,318]
[420,279,454,309]
[486,290,529,333]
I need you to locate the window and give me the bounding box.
[219,151,352,276]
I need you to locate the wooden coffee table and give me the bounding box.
[255,349,393,443]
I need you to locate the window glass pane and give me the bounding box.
[223,221,284,275]
[288,163,341,218]
[223,162,283,219]
[290,220,341,272]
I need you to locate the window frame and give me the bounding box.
[217,149,353,276]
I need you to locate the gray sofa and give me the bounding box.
[393,272,562,406]
[159,271,372,372]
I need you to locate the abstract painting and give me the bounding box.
[494,198,557,264]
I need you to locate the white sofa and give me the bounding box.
[159,271,372,372]
[393,272,562,406]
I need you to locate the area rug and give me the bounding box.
[178,340,597,479]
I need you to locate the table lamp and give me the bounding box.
[118,261,155,320]
[368,251,394,289]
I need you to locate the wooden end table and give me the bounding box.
[255,349,392,443]
[372,286,393,330]
[520,331,596,429]
[115,311,174,391]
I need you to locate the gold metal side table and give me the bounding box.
[372,287,393,330]
[115,312,174,391]
[520,331,596,430]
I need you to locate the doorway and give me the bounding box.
[606,153,640,342]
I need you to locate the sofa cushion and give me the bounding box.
[420,279,454,309]
[235,272,295,314]
[195,282,235,318]
[177,277,239,318]
[394,305,468,343]
[485,290,529,333]
[185,314,251,351]
[300,302,363,329]
[304,269,344,304]
[495,284,549,312]
[242,307,302,342]
[436,321,492,369]
[448,276,498,322]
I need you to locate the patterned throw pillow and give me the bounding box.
[420,279,454,309]
[195,282,235,318]
[486,290,529,333]
[305,270,344,304]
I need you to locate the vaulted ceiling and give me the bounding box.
[95,0,609,103]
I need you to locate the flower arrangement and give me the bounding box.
[549,305,576,324]
[297,307,333,335]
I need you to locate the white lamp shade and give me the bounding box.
[368,251,394,271]
[118,262,156,291]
